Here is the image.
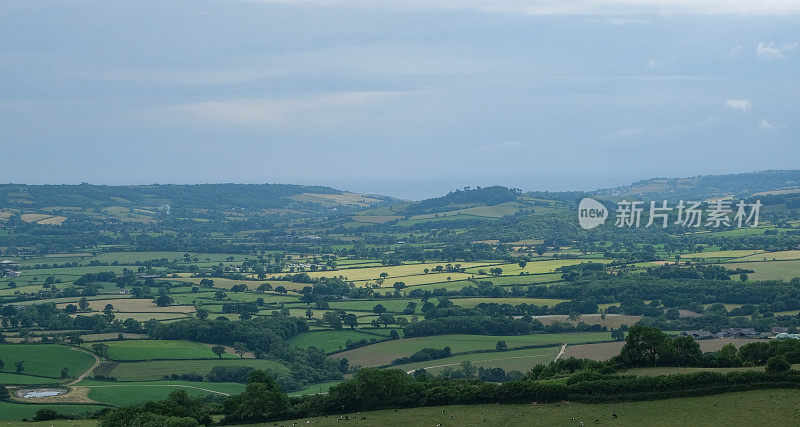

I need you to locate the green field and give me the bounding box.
[332,332,611,367]
[390,346,561,374]
[277,389,800,426]
[80,380,246,406]
[0,344,95,378]
[289,330,388,353]
[0,372,57,385]
[104,358,289,381]
[83,340,238,361]
[0,401,104,423]
[724,260,800,281]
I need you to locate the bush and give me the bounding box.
[767,355,792,373]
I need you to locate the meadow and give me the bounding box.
[289,330,389,353]
[277,389,800,426]
[104,358,289,381]
[82,340,239,361]
[0,344,95,379]
[390,346,561,374]
[331,332,613,367]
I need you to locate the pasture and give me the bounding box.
[289,330,388,353]
[391,346,561,374]
[279,389,800,426]
[331,332,612,367]
[103,358,289,381]
[80,380,245,406]
[724,260,800,281]
[57,298,194,313]
[0,344,95,379]
[84,340,238,361]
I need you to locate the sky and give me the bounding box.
[1,1,799,199]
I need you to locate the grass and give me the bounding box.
[724,260,800,281]
[287,380,343,397]
[57,298,194,313]
[302,262,494,282]
[331,333,612,367]
[0,372,59,385]
[289,330,388,353]
[0,344,96,378]
[390,346,560,374]
[83,340,238,361]
[81,381,245,406]
[277,389,800,426]
[0,401,104,422]
[105,358,289,381]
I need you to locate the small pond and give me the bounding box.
[16,388,68,398]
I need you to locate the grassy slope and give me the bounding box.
[83,340,239,361]
[276,389,800,426]
[331,333,612,367]
[0,344,95,378]
[107,358,289,381]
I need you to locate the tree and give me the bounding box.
[92,343,110,358]
[393,282,407,293]
[568,311,581,321]
[495,341,508,351]
[15,360,24,374]
[343,313,358,329]
[155,295,173,307]
[61,367,70,379]
[212,345,226,359]
[305,309,314,319]
[0,358,4,371]
[0,385,9,400]
[223,370,289,423]
[617,325,669,367]
[766,355,791,373]
[196,309,209,320]
[214,291,227,301]
[234,342,248,359]
[372,304,387,315]
[611,328,625,341]
[79,297,90,311]
[518,261,527,269]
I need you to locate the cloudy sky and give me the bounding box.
[1,1,798,199]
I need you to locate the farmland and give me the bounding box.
[2,178,800,424]
[278,389,800,426]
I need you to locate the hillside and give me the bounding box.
[0,183,397,224]
[596,170,800,201]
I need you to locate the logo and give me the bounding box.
[578,198,608,230]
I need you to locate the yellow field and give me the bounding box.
[737,250,800,261]
[169,277,307,291]
[364,272,479,287]
[465,259,610,276]
[304,262,495,282]
[19,213,67,225]
[679,250,763,259]
[57,298,194,313]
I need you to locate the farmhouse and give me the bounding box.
[681,330,714,339]
[717,328,758,338]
